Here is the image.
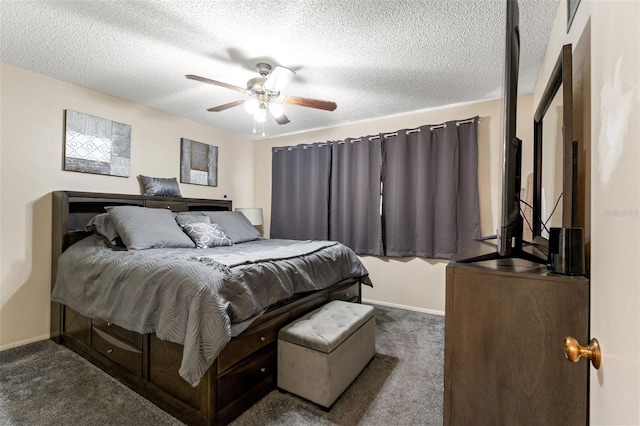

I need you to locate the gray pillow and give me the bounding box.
[106,206,195,250]
[139,175,182,197]
[181,222,233,249]
[86,213,119,243]
[175,214,210,227]
[199,211,262,244]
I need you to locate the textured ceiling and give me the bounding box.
[0,0,558,140]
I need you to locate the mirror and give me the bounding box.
[532,44,574,253]
[539,85,565,237]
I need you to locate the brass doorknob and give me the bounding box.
[565,336,601,369]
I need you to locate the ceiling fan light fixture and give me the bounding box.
[254,107,267,123]
[244,98,260,114]
[263,66,296,92]
[268,102,284,118]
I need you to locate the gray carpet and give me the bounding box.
[0,305,444,425]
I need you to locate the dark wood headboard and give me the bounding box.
[50,190,232,341]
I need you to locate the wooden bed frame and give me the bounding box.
[51,191,362,425]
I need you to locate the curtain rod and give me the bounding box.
[368,117,481,141]
[273,117,481,151]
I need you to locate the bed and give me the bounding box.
[50,191,371,425]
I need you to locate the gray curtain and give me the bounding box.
[271,117,480,259]
[455,118,481,252]
[330,137,383,255]
[271,143,331,240]
[382,118,480,258]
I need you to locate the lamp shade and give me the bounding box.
[235,208,263,226]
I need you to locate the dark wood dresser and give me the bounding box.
[444,259,589,426]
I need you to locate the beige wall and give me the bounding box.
[0,62,255,350]
[255,96,535,314]
[533,0,591,108]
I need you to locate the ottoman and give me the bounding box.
[277,300,376,408]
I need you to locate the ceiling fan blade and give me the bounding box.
[271,111,290,125]
[263,66,296,92]
[283,96,337,111]
[185,74,246,93]
[207,100,245,112]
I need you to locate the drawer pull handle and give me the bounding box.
[107,322,112,327]
[260,336,266,342]
[260,367,266,373]
[107,348,113,354]
[345,293,350,297]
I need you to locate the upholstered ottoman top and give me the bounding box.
[278,301,374,353]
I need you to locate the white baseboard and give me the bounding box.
[0,334,50,352]
[362,298,445,316]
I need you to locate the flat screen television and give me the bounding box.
[497,0,523,257]
[460,0,545,264]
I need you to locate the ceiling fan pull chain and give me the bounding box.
[253,119,257,134]
[262,121,266,138]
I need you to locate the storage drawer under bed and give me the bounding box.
[92,319,142,350]
[216,311,290,374]
[217,347,276,409]
[329,282,360,302]
[91,326,142,376]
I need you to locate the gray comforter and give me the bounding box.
[52,235,370,386]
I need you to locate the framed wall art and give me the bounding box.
[567,0,581,32]
[180,138,218,187]
[64,110,131,177]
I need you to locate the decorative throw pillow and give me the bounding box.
[86,213,120,243]
[105,206,195,250]
[139,175,182,197]
[181,222,233,248]
[199,211,262,244]
[175,214,210,227]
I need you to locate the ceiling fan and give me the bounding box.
[186,63,337,126]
